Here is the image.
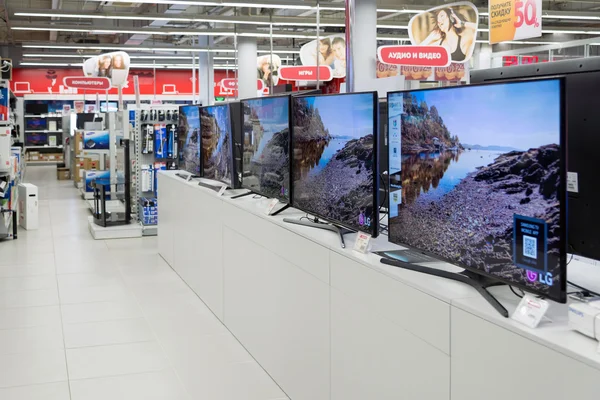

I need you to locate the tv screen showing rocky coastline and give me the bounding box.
[242,96,290,201]
[178,106,201,175]
[292,92,377,235]
[200,105,233,186]
[388,79,564,300]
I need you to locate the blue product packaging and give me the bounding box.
[154,124,167,158]
[84,131,110,150]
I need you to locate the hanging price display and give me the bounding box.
[489,0,542,44]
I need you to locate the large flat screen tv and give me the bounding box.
[240,95,291,202]
[200,103,238,187]
[178,105,201,175]
[291,92,379,237]
[387,78,566,302]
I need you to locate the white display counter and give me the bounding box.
[158,171,600,400]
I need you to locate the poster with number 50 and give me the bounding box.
[489,0,542,44]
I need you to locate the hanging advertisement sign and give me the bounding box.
[489,0,542,44]
[376,60,467,82]
[63,77,111,90]
[408,2,479,64]
[257,54,282,88]
[74,101,85,114]
[279,66,333,82]
[82,51,130,87]
[300,34,346,78]
[377,45,450,67]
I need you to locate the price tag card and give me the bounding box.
[186,174,193,182]
[353,232,372,254]
[265,199,279,215]
[217,185,228,197]
[511,294,549,329]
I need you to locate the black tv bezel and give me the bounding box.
[240,94,292,204]
[177,105,202,176]
[199,103,237,188]
[290,91,380,238]
[25,103,49,115]
[25,117,48,131]
[386,77,567,304]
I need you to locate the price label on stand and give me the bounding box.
[489,0,542,44]
[217,185,227,197]
[353,232,372,254]
[511,294,549,328]
[265,199,279,215]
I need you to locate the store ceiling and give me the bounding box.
[1,0,600,69]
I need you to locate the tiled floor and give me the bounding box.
[0,166,289,400]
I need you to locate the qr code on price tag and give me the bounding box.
[523,235,537,259]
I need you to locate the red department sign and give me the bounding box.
[377,45,450,68]
[279,66,333,82]
[63,76,111,90]
[220,78,265,91]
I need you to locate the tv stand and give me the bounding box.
[283,217,352,248]
[379,257,509,318]
[176,173,199,180]
[231,190,253,199]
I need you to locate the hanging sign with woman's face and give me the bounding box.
[408,2,479,64]
[83,51,131,88]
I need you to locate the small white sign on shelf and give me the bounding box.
[353,232,372,254]
[567,172,579,193]
[186,174,193,182]
[265,199,279,215]
[511,294,549,329]
[217,185,228,197]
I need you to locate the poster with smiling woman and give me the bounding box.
[408,2,479,64]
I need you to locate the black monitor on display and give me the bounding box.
[286,91,379,246]
[383,78,567,317]
[199,103,241,189]
[238,95,291,208]
[25,103,48,115]
[177,105,201,177]
[76,113,96,129]
[471,57,600,262]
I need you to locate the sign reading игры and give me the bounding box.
[489,0,542,44]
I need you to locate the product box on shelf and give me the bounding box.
[83,157,99,171]
[28,151,40,161]
[140,197,158,225]
[84,170,110,193]
[74,131,84,156]
[83,131,110,150]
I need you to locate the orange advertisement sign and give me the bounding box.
[489,0,542,44]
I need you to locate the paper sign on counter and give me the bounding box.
[511,294,549,328]
[353,232,372,254]
[218,185,228,196]
[265,199,279,215]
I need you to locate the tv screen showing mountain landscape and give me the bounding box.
[292,92,378,235]
[242,96,290,201]
[178,106,201,175]
[388,79,565,300]
[201,105,233,186]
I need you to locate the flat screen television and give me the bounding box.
[200,103,238,187]
[291,92,379,237]
[26,133,47,146]
[386,78,566,303]
[178,105,201,175]
[100,101,118,112]
[25,103,48,115]
[471,58,600,263]
[240,95,291,202]
[25,117,47,131]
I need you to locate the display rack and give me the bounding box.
[130,104,180,236]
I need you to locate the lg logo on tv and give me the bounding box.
[526,270,553,286]
[358,213,371,228]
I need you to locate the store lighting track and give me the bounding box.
[13,10,346,28]
[21,44,301,54]
[19,61,239,70]
[12,25,322,39]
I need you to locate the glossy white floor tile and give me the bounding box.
[0,167,288,399]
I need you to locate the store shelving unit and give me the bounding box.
[130,104,180,236]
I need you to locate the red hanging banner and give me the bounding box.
[63,76,111,90]
[279,66,333,82]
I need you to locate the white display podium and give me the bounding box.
[158,171,600,400]
[17,183,38,230]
